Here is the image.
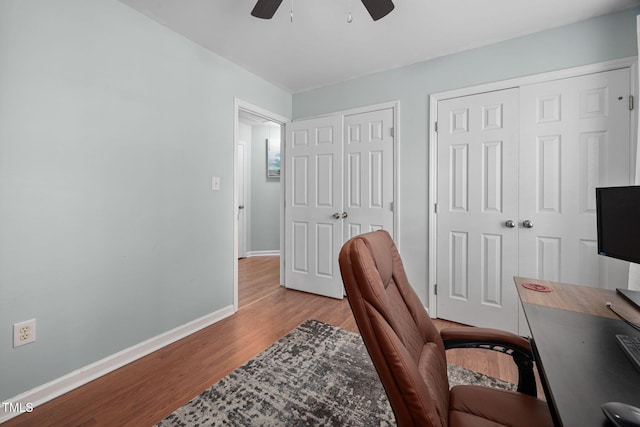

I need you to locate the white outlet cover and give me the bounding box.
[13,319,36,347]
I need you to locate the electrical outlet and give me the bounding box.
[13,319,36,348]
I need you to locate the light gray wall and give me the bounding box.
[250,124,281,252]
[0,0,291,401]
[293,7,640,305]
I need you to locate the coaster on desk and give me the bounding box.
[522,283,553,293]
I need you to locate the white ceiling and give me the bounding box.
[118,0,640,93]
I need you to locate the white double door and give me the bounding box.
[284,108,395,298]
[436,68,632,333]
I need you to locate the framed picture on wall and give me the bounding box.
[267,138,280,178]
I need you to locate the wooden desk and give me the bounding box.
[515,277,640,427]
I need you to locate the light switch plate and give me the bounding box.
[212,176,221,191]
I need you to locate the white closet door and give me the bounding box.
[435,69,633,331]
[284,116,344,299]
[343,108,395,240]
[283,107,396,299]
[519,68,631,288]
[436,88,521,332]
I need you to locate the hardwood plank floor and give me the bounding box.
[3,256,521,426]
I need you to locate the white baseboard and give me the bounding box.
[246,250,280,257]
[0,305,236,423]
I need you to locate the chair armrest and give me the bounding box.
[441,326,537,396]
[441,326,531,353]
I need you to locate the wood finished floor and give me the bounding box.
[3,256,520,426]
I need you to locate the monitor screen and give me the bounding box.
[596,186,640,264]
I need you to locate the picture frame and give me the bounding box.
[266,138,281,178]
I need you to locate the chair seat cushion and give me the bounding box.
[449,385,554,427]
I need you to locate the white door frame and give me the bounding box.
[427,57,638,317]
[233,98,290,312]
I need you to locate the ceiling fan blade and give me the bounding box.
[251,0,283,19]
[360,0,394,21]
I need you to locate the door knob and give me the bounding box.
[505,220,516,228]
[332,212,341,219]
[523,220,534,228]
[341,212,348,219]
[238,205,245,209]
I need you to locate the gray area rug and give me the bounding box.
[155,319,515,426]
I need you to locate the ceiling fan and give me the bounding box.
[251,0,395,21]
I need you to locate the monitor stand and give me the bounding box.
[617,288,640,312]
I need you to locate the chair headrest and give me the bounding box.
[355,230,394,288]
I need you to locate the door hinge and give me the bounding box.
[434,284,438,295]
[390,201,394,212]
[390,127,394,137]
[434,121,438,132]
[630,95,634,111]
[434,203,438,214]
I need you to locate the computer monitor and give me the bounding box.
[596,186,640,265]
[596,186,640,311]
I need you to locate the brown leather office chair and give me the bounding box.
[338,230,553,427]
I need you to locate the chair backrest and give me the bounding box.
[339,230,450,427]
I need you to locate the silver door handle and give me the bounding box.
[505,220,516,228]
[238,205,245,209]
[341,212,348,219]
[522,220,534,228]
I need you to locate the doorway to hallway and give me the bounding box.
[234,99,289,311]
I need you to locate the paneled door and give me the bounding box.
[343,108,395,239]
[518,69,631,288]
[284,107,395,299]
[436,88,521,332]
[436,69,632,332]
[284,115,344,299]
